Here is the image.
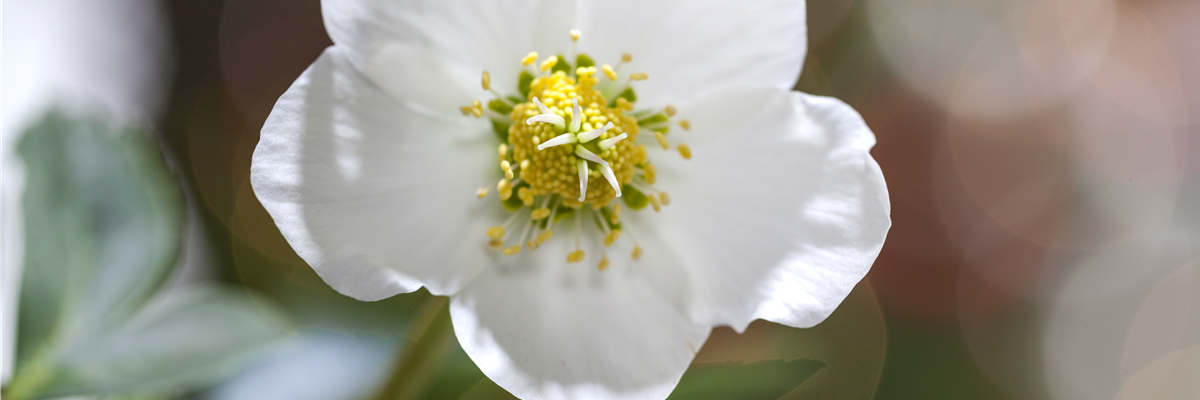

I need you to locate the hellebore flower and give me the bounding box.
[251,0,890,399]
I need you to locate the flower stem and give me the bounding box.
[370,295,455,400]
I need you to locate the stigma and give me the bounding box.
[463,29,693,269]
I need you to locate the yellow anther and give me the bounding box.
[523,196,535,207]
[678,144,692,160]
[481,70,491,91]
[655,132,669,150]
[537,230,554,244]
[505,169,514,180]
[472,99,483,118]
[531,208,551,220]
[498,179,513,200]
[649,193,662,212]
[521,52,539,66]
[476,188,489,199]
[644,164,657,184]
[500,160,511,171]
[659,192,671,206]
[616,97,632,111]
[621,53,632,63]
[602,64,617,80]
[598,256,610,271]
[679,119,691,131]
[665,105,677,117]
[498,144,509,159]
[567,249,585,263]
[570,29,581,42]
[526,239,540,251]
[486,226,505,239]
[540,57,557,72]
[460,106,474,116]
[503,245,522,255]
[489,239,503,249]
[604,229,621,246]
[631,246,643,261]
[576,67,591,77]
[520,159,530,170]
[629,72,648,81]
[610,204,621,225]
[518,187,530,201]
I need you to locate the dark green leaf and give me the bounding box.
[666,359,826,400]
[14,111,183,369]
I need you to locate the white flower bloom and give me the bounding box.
[251,0,890,399]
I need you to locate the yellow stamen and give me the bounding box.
[526,239,540,251]
[679,119,691,131]
[481,70,491,91]
[540,57,557,72]
[678,144,692,160]
[604,229,621,247]
[460,106,473,116]
[616,97,632,111]
[486,226,505,239]
[570,29,581,42]
[521,52,539,66]
[649,194,662,212]
[629,72,648,81]
[489,239,503,249]
[597,256,610,271]
[498,144,508,160]
[503,245,522,255]
[498,179,513,200]
[537,230,554,244]
[531,208,551,220]
[631,246,642,260]
[472,99,483,118]
[601,64,617,80]
[520,159,530,170]
[659,192,671,206]
[610,204,621,225]
[476,188,488,199]
[665,105,677,117]
[655,132,669,150]
[644,164,657,184]
[621,53,632,63]
[501,160,511,171]
[567,249,585,263]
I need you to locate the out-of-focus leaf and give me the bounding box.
[666,359,826,400]
[14,110,182,369]
[32,287,290,398]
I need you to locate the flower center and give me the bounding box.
[461,30,693,270]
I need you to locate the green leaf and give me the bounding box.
[30,287,290,398]
[622,185,649,210]
[487,99,513,115]
[14,111,183,369]
[638,113,669,127]
[518,71,534,99]
[576,54,595,69]
[491,120,511,143]
[666,359,826,400]
[609,87,637,108]
[550,54,571,75]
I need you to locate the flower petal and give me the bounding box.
[654,88,890,331]
[321,0,576,118]
[576,0,807,107]
[251,47,501,300]
[450,212,709,400]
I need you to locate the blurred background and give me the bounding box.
[3,0,1199,399]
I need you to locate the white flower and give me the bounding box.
[250,0,890,399]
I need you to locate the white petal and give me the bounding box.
[575,0,806,107]
[321,0,576,117]
[450,212,707,400]
[251,47,502,300]
[654,88,890,331]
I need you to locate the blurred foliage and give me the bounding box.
[5,111,290,399]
